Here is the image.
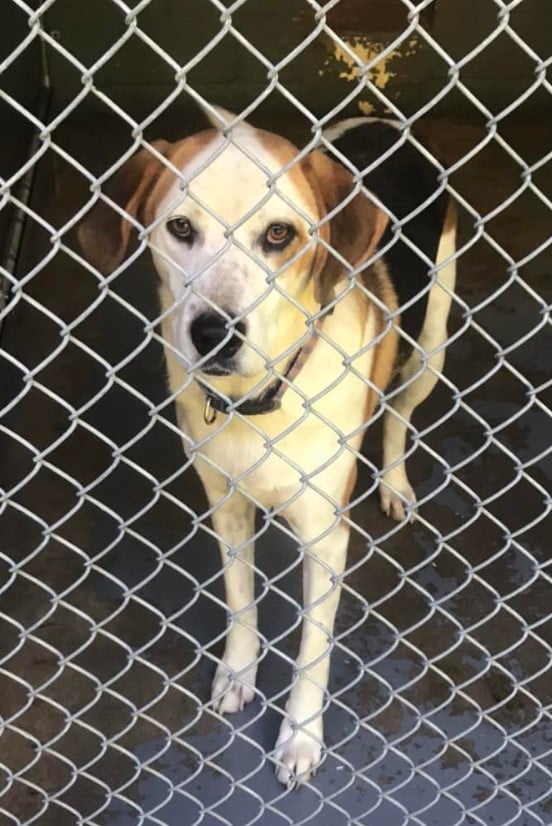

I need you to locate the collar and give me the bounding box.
[197,317,323,425]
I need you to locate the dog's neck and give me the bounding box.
[197,312,325,423]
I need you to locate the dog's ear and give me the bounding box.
[77,140,172,275]
[301,150,389,307]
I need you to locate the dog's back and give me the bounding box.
[323,118,449,349]
[322,118,457,520]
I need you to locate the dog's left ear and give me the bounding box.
[77,139,173,275]
[301,150,389,307]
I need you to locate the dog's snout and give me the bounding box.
[190,311,246,360]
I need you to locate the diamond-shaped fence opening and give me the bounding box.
[1,0,550,824]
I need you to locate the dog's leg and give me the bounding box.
[274,496,350,786]
[207,489,259,715]
[380,345,445,520]
[380,223,456,520]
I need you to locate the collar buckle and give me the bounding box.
[203,395,218,425]
[199,317,322,426]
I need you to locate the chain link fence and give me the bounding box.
[1,1,551,824]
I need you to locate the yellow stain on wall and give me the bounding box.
[358,100,375,115]
[321,35,419,86]
[319,36,419,115]
[333,38,400,86]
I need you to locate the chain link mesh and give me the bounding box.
[1,1,550,824]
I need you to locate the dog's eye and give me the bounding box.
[167,217,194,242]
[264,223,294,250]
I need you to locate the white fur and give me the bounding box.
[380,224,457,519]
[322,116,402,144]
[150,131,319,378]
[142,116,455,786]
[160,264,377,787]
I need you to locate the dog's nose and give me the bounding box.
[190,312,246,359]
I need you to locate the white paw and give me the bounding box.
[211,661,257,714]
[380,480,416,521]
[273,717,323,787]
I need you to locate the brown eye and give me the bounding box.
[264,222,294,249]
[167,216,194,242]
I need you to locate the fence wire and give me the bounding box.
[1,1,551,825]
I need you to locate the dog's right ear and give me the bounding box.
[77,140,172,275]
[300,150,389,307]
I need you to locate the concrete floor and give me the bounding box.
[0,114,550,825]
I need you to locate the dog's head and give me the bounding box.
[78,109,388,378]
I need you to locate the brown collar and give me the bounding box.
[198,318,323,424]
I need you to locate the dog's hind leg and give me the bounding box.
[380,218,457,521]
[206,489,259,714]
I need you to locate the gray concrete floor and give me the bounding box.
[0,115,550,825]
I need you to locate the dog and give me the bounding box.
[78,105,456,786]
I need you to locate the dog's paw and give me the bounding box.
[380,480,416,522]
[273,717,323,788]
[211,661,257,715]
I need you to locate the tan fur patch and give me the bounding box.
[255,130,328,284]
[255,128,302,168]
[299,150,389,306]
[363,260,399,422]
[144,130,219,225]
[339,263,396,516]
[78,131,220,275]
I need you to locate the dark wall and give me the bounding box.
[42,0,551,124]
[0,2,44,266]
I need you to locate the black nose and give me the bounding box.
[190,311,246,360]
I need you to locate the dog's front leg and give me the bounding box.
[274,499,349,786]
[206,487,259,715]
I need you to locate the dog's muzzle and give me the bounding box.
[190,311,246,372]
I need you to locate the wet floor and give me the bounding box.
[0,114,550,825]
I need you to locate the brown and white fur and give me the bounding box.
[78,106,456,787]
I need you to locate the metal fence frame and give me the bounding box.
[1,1,551,824]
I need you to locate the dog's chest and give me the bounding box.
[169,291,378,503]
[182,400,363,506]
[179,356,375,505]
